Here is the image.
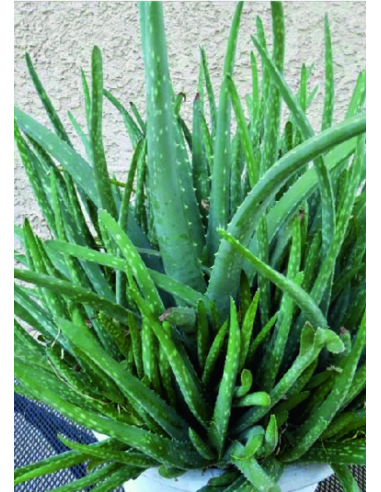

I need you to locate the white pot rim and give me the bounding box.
[93,432,333,492]
[127,464,332,492]
[277,463,333,492]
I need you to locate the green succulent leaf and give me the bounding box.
[14,268,133,323]
[58,435,158,468]
[210,299,241,456]
[230,441,280,492]
[202,320,229,387]
[217,229,327,329]
[300,440,366,466]
[207,2,244,260]
[57,316,188,440]
[139,2,205,292]
[282,311,366,461]
[99,210,164,314]
[45,239,207,308]
[322,15,334,131]
[331,464,362,492]
[15,107,99,205]
[251,32,336,259]
[128,270,211,428]
[208,112,365,312]
[104,89,142,148]
[233,325,344,434]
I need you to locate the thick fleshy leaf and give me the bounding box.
[104,89,142,148]
[321,15,334,131]
[91,47,117,218]
[301,440,366,466]
[45,239,207,308]
[14,268,133,323]
[251,33,336,259]
[139,2,205,292]
[217,230,327,329]
[16,358,207,470]
[331,464,362,492]
[282,311,366,461]
[207,2,243,260]
[128,273,210,428]
[99,210,164,314]
[207,112,365,313]
[15,108,100,205]
[233,325,344,434]
[210,299,241,455]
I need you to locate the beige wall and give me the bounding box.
[14,1,366,235]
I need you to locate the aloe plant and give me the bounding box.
[14,2,365,492]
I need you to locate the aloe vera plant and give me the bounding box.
[14,2,365,492]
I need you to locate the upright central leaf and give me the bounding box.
[206,2,244,262]
[91,46,118,219]
[256,1,285,325]
[139,2,205,292]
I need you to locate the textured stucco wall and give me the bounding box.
[14,1,366,236]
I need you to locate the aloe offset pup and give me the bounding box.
[14,2,366,492]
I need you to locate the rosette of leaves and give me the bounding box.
[14,2,365,492]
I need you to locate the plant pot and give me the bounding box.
[93,433,332,492]
[122,464,333,492]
